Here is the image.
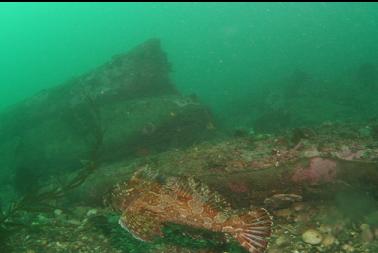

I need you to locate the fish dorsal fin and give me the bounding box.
[119,209,163,241]
[164,176,233,215]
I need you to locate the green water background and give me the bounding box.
[1,2,378,127]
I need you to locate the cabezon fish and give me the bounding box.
[108,168,273,253]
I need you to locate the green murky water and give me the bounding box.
[1,3,378,253]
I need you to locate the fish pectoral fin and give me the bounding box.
[119,209,163,241]
[230,208,273,253]
[164,176,232,214]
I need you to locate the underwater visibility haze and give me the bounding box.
[1,2,378,253]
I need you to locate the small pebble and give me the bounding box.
[319,224,332,234]
[292,202,306,212]
[322,234,336,247]
[302,229,323,245]
[374,228,378,239]
[274,208,292,218]
[342,244,355,252]
[360,223,374,242]
[67,219,81,225]
[87,208,98,216]
[294,213,310,223]
[54,209,63,216]
[275,235,289,247]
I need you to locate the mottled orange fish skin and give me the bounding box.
[111,173,272,253]
[124,181,226,233]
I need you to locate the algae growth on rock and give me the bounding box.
[0,38,215,195]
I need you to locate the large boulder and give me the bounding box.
[0,39,215,196]
[73,123,378,207]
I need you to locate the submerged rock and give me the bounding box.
[275,235,290,247]
[302,229,323,245]
[342,244,355,252]
[54,209,63,217]
[69,122,378,206]
[321,234,336,247]
[0,39,215,197]
[264,193,303,209]
[360,224,374,242]
[86,209,98,217]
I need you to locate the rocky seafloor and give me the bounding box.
[2,122,378,253]
[6,200,378,253]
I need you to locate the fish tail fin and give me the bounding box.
[228,208,272,253]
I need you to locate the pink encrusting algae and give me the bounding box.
[291,157,337,184]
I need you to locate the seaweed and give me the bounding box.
[0,95,104,248]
